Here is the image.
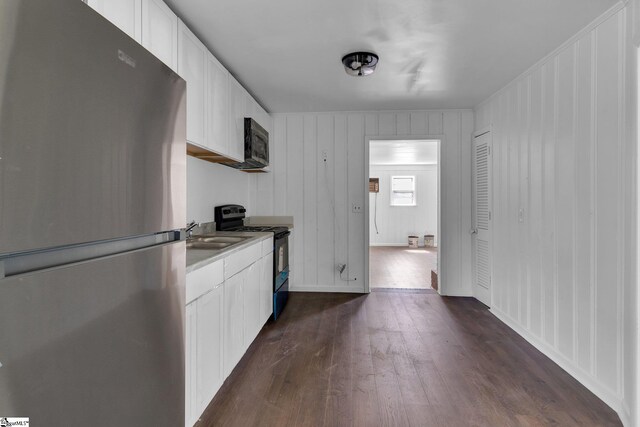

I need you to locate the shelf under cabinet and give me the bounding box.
[186,142,269,173]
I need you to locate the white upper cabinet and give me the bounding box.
[87,0,142,43]
[245,96,271,137]
[88,0,271,165]
[228,75,246,162]
[206,53,230,156]
[141,0,178,71]
[245,93,257,123]
[178,20,207,147]
[257,104,271,135]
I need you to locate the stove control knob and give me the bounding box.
[239,208,246,213]
[223,209,231,215]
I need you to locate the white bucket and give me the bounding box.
[424,234,435,248]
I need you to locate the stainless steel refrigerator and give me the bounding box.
[0,0,187,425]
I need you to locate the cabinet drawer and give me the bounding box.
[186,259,224,304]
[224,242,261,279]
[261,237,273,257]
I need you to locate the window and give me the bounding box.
[390,175,416,206]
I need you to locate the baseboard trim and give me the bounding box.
[490,307,627,425]
[290,285,366,293]
[440,290,474,297]
[369,243,439,248]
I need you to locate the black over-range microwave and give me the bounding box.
[229,118,269,170]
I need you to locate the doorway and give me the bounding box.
[366,138,441,290]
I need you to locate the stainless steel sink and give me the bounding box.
[186,235,250,250]
[185,241,231,250]
[189,236,248,244]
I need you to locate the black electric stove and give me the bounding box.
[214,204,289,320]
[224,225,290,237]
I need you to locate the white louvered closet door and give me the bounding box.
[473,131,492,306]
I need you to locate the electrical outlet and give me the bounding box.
[321,150,328,162]
[352,203,362,213]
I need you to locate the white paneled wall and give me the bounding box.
[369,165,438,246]
[187,156,256,223]
[254,110,473,295]
[475,4,636,424]
[629,3,640,426]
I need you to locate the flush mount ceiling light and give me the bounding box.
[342,51,379,76]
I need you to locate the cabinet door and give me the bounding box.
[227,75,246,162]
[206,53,229,156]
[185,302,198,427]
[260,253,274,323]
[196,284,224,415]
[141,0,178,71]
[87,0,142,42]
[256,104,271,135]
[223,272,244,377]
[178,20,207,147]
[245,93,258,123]
[243,262,262,348]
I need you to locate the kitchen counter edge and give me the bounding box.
[185,231,273,274]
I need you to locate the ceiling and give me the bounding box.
[166,0,618,113]
[370,140,438,165]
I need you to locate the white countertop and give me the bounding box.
[186,231,272,274]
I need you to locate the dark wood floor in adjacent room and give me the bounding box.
[197,291,621,427]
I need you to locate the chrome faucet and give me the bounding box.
[186,220,199,238]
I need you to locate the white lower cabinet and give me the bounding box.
[243,261,262,348]
[185,260,224,427]
[223,271,244,377]
[196,284,224,415]
[260,253,274,323]
[185,302,198,427]
[186,239,274,426]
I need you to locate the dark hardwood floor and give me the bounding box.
[197,291,621,427]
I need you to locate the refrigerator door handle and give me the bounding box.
[1,231,182,279]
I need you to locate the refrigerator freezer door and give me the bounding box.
[0,0,186,255]
[0,241,185,425]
